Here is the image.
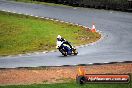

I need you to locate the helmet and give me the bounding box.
[57,35,61,41]
[57,35,61,39]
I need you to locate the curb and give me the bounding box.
[0,61,131,69]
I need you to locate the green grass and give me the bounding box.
[0,82,131,88]
[0,11,100,56]
[12,0,71,7]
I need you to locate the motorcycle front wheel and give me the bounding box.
[59,48,67,56]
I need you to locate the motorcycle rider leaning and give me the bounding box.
[56,35,73,55]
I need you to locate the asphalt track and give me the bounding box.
[0,0,132,68]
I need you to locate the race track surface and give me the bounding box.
[0,0,132,68]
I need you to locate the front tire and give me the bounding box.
[59,48,67,56]
[62,51,67,56]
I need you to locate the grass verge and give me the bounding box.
[0,81,131,88]
[0,11,101,56]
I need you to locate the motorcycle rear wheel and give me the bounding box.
[73,48,78,55]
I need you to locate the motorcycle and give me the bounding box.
[56,41,78,56]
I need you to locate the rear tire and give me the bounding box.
[73,48,78,55]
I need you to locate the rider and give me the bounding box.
[56,35,73,55]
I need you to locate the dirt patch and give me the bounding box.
[0,63,132,85]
